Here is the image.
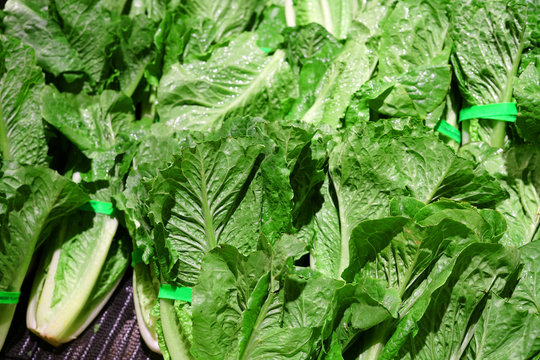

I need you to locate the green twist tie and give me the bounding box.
[459,103,517,123]
[79,200,115,216]
[158,284,192,302]
[260,47,272,53]
[131,248,144,267]
[435,120,461,143]
[0,291,20,304]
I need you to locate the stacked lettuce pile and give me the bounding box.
[1,0,539,359]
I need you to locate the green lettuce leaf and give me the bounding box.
[215,118,314,242]
[378,0,451,76]
[145,119,315,357]
[311,120,507,279]
[5,0,158,93]
[110,15,159,97]
[283,23,342,74]
[3,0,86,78]
[145,7,190,88]
[157,33,297,131]
[384,243,520,360]
[461,143,540,247]
[41,86,135,180]
[347,0,396,43]
[463,293,540,360]
[4,0,120,87]
[180,0,261,61]
[461,240,540,360]
[339,200,506,358]
[514,60,540,143]
[148,137,264,286]
[118,124,192,262]
[287,36,377,127]
[191,241,312,360]
[191,237,400,359]
[512,240,540,314]
[346,0,452,126]
[346,65,452,126]
[128,0,166,22]
[0,35,48,166]
[256,5,288,52]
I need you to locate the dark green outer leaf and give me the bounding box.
[512,240,540,315]
[342,217,411,285]
[312,120,506,279]
[291,37,378,127]
[180,0,260,61]
[290,131,327,229]
[344,0,452,126]
[112,15,159,97]
[191,245,315,360]
[256,5,288,52]
[191,240,401,360]
[5,0,122,86]
[148,138,264,286]
[283,23,342,73]
[460,143,540,247]
[283,272,344,331]
[117,125,189,262]
[3,0,86,77]
[309,177,341,278]
[191,246,270,360]
[378,0,451,77]
[389,196,426,219]
[0,35,48,166]
[215,119,314,243]
[393,244,520,360]
[515,61,540,143]
[490,146,540,246]
[346,65,452,125]
[345,208,502,328]
[464,240,540,359]
[413,200,507,243]
[41,87,134,153]
[52,0,120,85]
[464,294,540,360]
[145,7,190,88]
[157,34,297,131]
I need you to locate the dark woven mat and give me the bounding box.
[0,268,162,360]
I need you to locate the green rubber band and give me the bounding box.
[260,47,272,53]
[459,103,517,123]
[158,284,192,302]
[0,291,20,304]
[79,200,115,215]
[131,249,144,266]
[435,120,461,143]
